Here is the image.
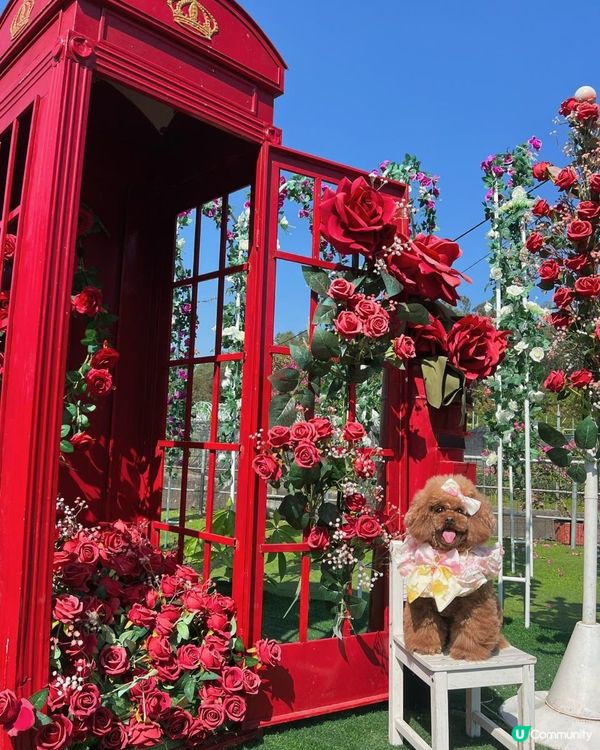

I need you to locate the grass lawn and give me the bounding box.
[236,541,597,750]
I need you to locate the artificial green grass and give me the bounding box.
[237,542,598,750]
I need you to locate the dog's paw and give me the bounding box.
[407,641,443,655]
[449,644,491,661]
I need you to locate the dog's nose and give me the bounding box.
[443,517,455,528]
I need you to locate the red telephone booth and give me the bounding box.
[0,0,473,740]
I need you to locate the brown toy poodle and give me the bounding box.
[400,474,506,661]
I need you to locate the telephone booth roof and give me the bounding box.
[0,0,286,140]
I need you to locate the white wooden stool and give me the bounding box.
[388,540,536,750]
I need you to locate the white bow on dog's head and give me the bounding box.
[440,478,481,516]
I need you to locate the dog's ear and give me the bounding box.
[465,491,495,547]
[403,485,433,542]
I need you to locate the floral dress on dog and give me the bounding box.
[396,536,503,612]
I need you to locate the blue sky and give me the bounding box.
[240,0,599,305]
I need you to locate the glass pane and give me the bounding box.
[195,278,218,357]
[221,272,246,353]
[355,371,384,440]
[161,447,185,525]
[273,260,310,345]
[214,451,239,513]
[0,124,13,220]
[226,187,251,266]
[217,361,242,443]
[159,531,179,555]
[182,536,205,574]
[261,552,301,643]
[210,541,234,592]
[170,284,192,360]
[199,200,223,275]
[174,209,196,282]
[277,171,315,257]
[318,180,351,266]
[190,364,214,442]
[165,365,189,441]
[185,448,211,530]
[9,106,32,212]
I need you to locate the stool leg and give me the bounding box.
[518,664,535,749]
[431,672,449,750]
[388,651,403,745]
[466,687,481,738]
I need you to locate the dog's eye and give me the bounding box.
[456,508,466,515]
[432,505,444,513]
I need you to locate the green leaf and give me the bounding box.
[567,464,587,484]
[547,447,571,468]
[302,266,330,296]
[269,367,300,394]
[318,502,340,527]
[277,552,287,581]
[30,688,49,711]
[311,328,341,361]
[290,342,311,370]
[312,298,337,325]
[176,620,190,642]
[60,439,74,454]
[269,394,297,427]
[538,422,567,449]
[296,388,315,410]
[575,417,598,450]
[183,673,196,702]
[421,356,448,409]
[287,463,321,489]
[397,302,430,325]
[379,269,403,297]
[35,711,53,726]
[345,595,367,620]
[442,367,463,406]
[279,494,309,530]
[198,670,220,681]
[60,424,71,438]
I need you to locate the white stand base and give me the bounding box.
[501,691,600,750]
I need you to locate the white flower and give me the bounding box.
[485,452,498,467]
[222,326,245,343]
[279,216,289,229]
[529,390,545,404]
[529,347,545,362]
[499,304,513,319]
[496,407,514,424]
[506,284,525,297]
[508,400,519,411]
[511,186,528,201]
[483,302,493,314]
[514,341,528,353]
[524,299,544,316]
[490,267,502,281]
[239,239,249,251]
[487,229,500,240]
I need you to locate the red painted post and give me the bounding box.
[0,46,92,735]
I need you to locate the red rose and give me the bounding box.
[128,603,156,628]
[392,334,416,360]
[340,517,358,539]
[76,539,99,564]
[319,176,398,258]
[564,254,589,272]
[0,291,9,330]
[145,691,172,721]
[77,207,95,237]
[570,369,593,388]
[147,635,173,663]
[4,697,35,737]
[559,98,578,116]
[549,310,573,329]
[575,276,600,297]
[91,708,115,737]
[525,232,544,253]
[353,448,377,478]
[363,310,390,338]
[308,417,334,439]
[206,611,231,636]
[60,561,92,588]
[576,102,599,121]
[35,715,73,750]
[72,286,103,316]
[100,645,130,676]
[69,683,101,718]
[242,669,261,694]
[290,421,317,442]
[343,420,366,442]
[69,432,95,451]
[181,586,208,612]
[91,344,119,370]
[197,643,224,671]
[163,708,192,741]
[101,724,128,750]
[355,515,382,540]
[553,287,574,309]
[532,199,551,217]
[155,657,181,683]
[197,704,225,732]
[177,644,200,670]
[577,201,600,220]
[307,525,330,550]
[345,493,366,513]
[0,690,19,725]
[596,323,600,341]
[334,310,362,339]
[328,278,356,301]
[221,666,245,693]
[175,564,199,584]
[127,719,162,748]
[539,260,561,283]
[386,233,466,305]
[255,638,282,666]
[554,167,578,191]
[53,594,83,622]
[567,220,593,244]
[223,695,247,723]
[447,315,509,381]
[407,315,447,355]
[544,370,567,393]
[2,234,16,260]
[267,425,291,448]
[155,604,180,635]
[532,161,550,180]
[294,439,321,468]
[252,453,282,482]
[352,296,380,319]
[589,174,600,194]
[85,367,113,398]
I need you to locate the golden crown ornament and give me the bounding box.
[10,0,35,40]
[167,0,219,40]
